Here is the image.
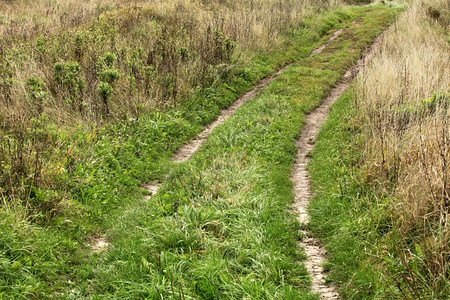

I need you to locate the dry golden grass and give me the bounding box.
[355,0,449,296]
[0,0,328,125]
[0,0,128,39]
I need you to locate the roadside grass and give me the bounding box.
[309,87,448,298]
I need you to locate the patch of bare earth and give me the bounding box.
[292,29,389,299]
[171,29,344,163]
[142,183,161,199]
[91,237,109,253]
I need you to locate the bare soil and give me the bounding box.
[142,183,161,198]
[91,237,109,253]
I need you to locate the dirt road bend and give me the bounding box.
[143,29,346,197]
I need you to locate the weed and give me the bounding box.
[26,77,47,115]
[54,61,86,112]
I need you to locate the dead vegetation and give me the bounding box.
[0,0,320,124]
[355,0,449,297]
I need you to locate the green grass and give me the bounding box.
[0,4,403,299]
[90,97,310,298]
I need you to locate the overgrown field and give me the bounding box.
[309,0,449,298]
[0,1,402,298]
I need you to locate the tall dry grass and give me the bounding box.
[0,0,131,41]
[0,0,321,124]
[355,0,449,297]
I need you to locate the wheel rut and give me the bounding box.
[292,28,389,299]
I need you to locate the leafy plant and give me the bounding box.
[26,77,47,115]
[54,61,85,111]
[96,53,120,115]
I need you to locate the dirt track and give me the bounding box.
[292,28,389,299]
[142,29,346,202]
[138,26,388,299]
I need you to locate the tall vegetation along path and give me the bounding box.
[292,26,391,299]
[171,29,344,163]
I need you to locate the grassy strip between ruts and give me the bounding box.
[71,5,400,299]
[0,4,403,299]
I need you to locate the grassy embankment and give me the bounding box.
[309,0,449,298]
[0,1,401,298]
